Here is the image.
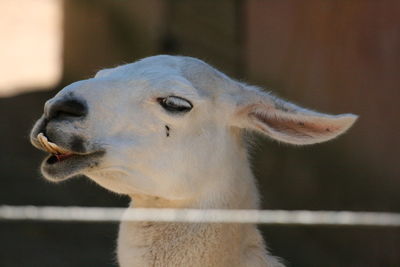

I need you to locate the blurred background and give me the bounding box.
[1,0,399,266]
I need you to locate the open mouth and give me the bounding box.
[35,132,104,180]
[37,133,75,164]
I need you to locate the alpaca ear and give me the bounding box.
[232,88,358,145]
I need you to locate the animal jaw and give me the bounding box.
[30,55,357,266]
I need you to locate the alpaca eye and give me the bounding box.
[158,96,193,113]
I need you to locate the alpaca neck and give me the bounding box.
[117,144,269,266]
[119,184,265,267]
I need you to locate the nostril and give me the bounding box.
[47,98,87,120]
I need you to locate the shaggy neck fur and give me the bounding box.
[117,137,282,267]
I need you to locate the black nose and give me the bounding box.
[45,98,88,120]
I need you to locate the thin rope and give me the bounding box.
[0,205,399,227]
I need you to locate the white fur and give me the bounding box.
[36,55,357,266]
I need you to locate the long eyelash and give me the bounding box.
[166,98,191,108]
[157,96,193,113]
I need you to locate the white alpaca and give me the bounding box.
[30,55,357,266]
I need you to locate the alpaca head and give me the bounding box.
[30,55,357,199]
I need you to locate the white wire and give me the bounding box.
[0,205,400,226]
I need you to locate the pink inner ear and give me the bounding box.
[250,112,340,138]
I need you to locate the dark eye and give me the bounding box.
[157,96,193,113]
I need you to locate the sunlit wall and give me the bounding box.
[0,0,62,96]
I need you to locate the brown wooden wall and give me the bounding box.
[1,1,398,266]
[245,0,400,180]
